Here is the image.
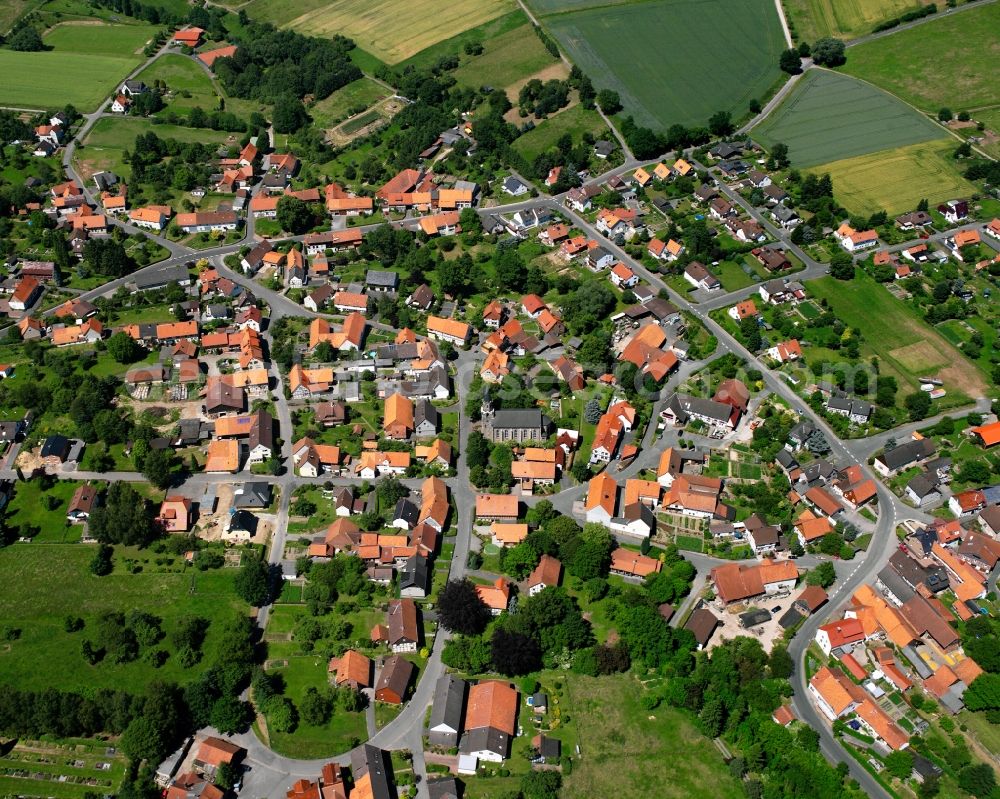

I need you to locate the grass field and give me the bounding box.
[43,20,158,56]
[0,20,156,110]
[513,103,608,160]
[0,0,43,33]
[538,0,786,129]
[840,2,1000,112]
[243,0,515,64]
[79,116,239,179]
[452,22,560,90]
[134,53,217,111]
[782,0,935,42]
[752,69,946,167]
[0,544,248,693]
[806,270,987,398]
[807,138,977,216]
[309,77,388,129]
[561,674,743,799]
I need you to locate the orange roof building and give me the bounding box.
[972,421,1000,448]
[205,439,240,472]
[463,680,518,760]
[476,577,512,615]
[328,649,372,689]
[475,494,519,521]
[383,392,414,439]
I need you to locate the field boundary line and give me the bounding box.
[773,0,793,47]
[845,0,998,48]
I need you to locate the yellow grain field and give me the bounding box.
[282,0,514,64]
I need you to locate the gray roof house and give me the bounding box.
[874,438,936,476]
[365,269,399,292]
[429,675,467,747]
[414,399,439,437]
[400,554,430,598]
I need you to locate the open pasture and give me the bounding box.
[0,544,247,693]
[841,2,1000,112]
[806,270,987,397]
[0,21,155,110]
[542,0,786,130]
[752,69,946,167]
[452,22,560,91]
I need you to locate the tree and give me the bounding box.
[214,762,239,790]
[265,696,297,732]
[812,37,846,66]
[120,715,166,763]
[596,89,621,115]
[768,645,793,678]
[234,557,271,607]
[376,476,408,507]
[769,142,790,169]
[958,764,996,799]
[299,686,333,726]
[520,770,562,799]
[708,110,734,137]
[964,674,1000,712]
[276,197,313,234]
[904,390,931,421]
[491,628,542,675]
[568,525,613,580]
[829,251,855,280]
[209,696,254,734]
[937,107,953,122]
[142,448,173,490]
[740,316,762,351]
[779,48,802,73]
[89,543,114,576]
[467,431,491,469]
[884,750,914,780]
[88,482,157,547]
[806,561,836,588]
[272,95,308,133]
[583,398,602,424]
[437,579,491,635]
[106,331,144,364]
[6,25,44,51]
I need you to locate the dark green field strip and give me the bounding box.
[752,69,946,167]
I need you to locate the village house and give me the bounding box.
[835,222,878,252]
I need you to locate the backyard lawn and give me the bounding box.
[5,479,85,543]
